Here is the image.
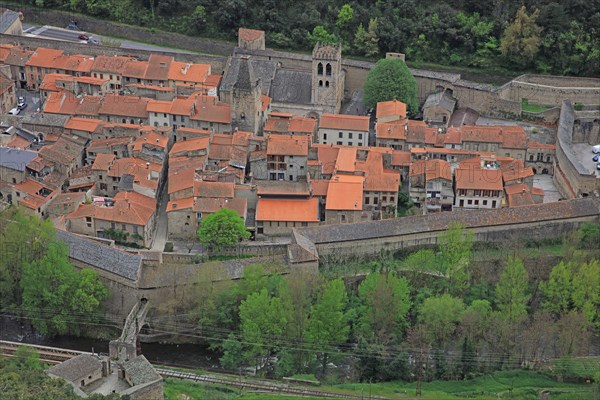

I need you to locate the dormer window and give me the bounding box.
[240,112,246,120]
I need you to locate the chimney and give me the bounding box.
[146,162,150,169]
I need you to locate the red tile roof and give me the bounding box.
[376,100,407,120]
[239,28,264,41]
[25,47,64,68]
[376,120,407,140]
[455,167,503,191]
[528,142,556,150]
[168,61,210,84]
[256,198,319,222]
[409,159,452,181]
[320,113,369,132]
[267,135,310,156]
[391,150,411,167]
[194,180,234,198]
[65,117,104,133]
[310,179,330,196]
[169,137,210,156]
[98,94,149,119]
[326,174,364,210]
[356,151,401,192]
[91,55,133,74]
[92,153,116,171]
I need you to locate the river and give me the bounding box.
[0,315,221,371]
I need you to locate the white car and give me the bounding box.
[8,107,20,115]
[593,145,600,154]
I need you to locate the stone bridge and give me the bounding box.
[109,299,149,361]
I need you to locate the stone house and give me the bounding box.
[13,178,58,217]
[86,137,132,164]
[67,190,157,247]
[375,120,407,150]
[324,174,368,224]
[0,8,23,36]
[409,158,453,212]
[526,142,555,175]
[3,47,33,89]
[0,70,16,114]
[256,197,320,236]
[266,134,309,181]
[454,162,504,209]
[0,146,37,186]
[318,113,369,147]
[422,89,456,126]
[90,55,133,91]
[264,112,318,140]
[238,28,266,51]
[376,99,407,123]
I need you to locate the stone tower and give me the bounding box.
[311,42,344,114]
[231,56,262,134]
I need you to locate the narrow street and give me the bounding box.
[150,166,169,251]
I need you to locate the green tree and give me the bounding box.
[239,288,287,373]
[363,58,418,113]
[576,222,600,250]
[356,271,411,345]
[495,257,530,322]
[541,261,574,316]
[571,259,600,328]
[336,4,354,29]
[418,294,465,347]
[438,222,473,294]
[0,208,55,307]
[197,208,250,251]
[220,332,244,370]
[191,5,207,33]
[308,25,339,46]
[355,18,381,58]
[306,279,349,375]
[500,6,542,67]
[20,242,107,336]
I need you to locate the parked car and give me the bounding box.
[17,97,25,108]
[67,23,78,30]
[593,154,600,162]
[597,163,600,171]
[78,33,89,41]
[88,37,100,45]
[593,144,600,154]
[8,107,20,115]
[18,103,27,111]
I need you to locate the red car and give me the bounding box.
[78,33,89,41]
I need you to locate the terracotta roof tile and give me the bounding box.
[409,158,452,181]
[91,55,133,74]
[455,167,503,191]
[356,151,400,192]
[507,191,534,208]
[391,150,411,166]
[25,47,64,67]
[194,180,234,198]
[122,60,148,79]
[239,28,264,41]
[98,94,149,119]
[65,117,104,133]
[528,142,556,150]
[145,54,173,81]
[195,197,247,218]
[310,179,330,196]
[169,137,209,156]
[147,99,172,113]
[168,61,210,83]
[376,120,407,140]
[267,135,309,156]
[335,147,357,172]
[256,180,310,196]
[256,198,319,222]
[319,113,369,131]
[326,174,364,210]
[130,131,168,151]
[166,197,194,212]
[376,100,406,120]
[92,153,116,170]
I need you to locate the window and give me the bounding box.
[348,132,353,139]
[529,154,534,161]
[339,132,343,138]
[319,80,323,87]
[482,200,488,206]
[163,113,167,118]
[336,141,342,145]
[111,222,116,229]
[365,197,370,205]
[325,81,329,87]
[474,190,481,196]
[474,200,479,205]
[374,197,378,204]
[110,75,113,80]
[359,133,363,140]
[326,63,332,76]
[100,73,104,79]
[467,199,472,205]
[122,224,126,231]
[317,62,323,75]
[341,214,346,222]
[546,155,551,162]
[492,200,497,208]
[323,133,327,140]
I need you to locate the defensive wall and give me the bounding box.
[290,198,600,268]
[553,101,600,199]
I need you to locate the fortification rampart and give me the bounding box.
[291,198,600,266]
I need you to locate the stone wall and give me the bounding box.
[497,76,600,106]
[16,4,234,56]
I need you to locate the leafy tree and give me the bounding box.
[500,6,542,67]
[336,4,354,29]
[461,299,491,343]
[308,25,339,46]
[576,222,600,250]
[541,261,573,316]
[418,294,465,347]
[306,279,349,375]
[438,222,473,294]
[363,58,418,114]
[356,271,411,345]
[197,208,250,251]
[220,332,244,370]
[495,257,530,322]
[354,18,379,58]
[0,208,55,307]
[191,5,207,33]
[20,242,108,336]
[239,288,287,374]
[571,259,600,328]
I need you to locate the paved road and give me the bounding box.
[24,25,195,55]
[341,89,366,116]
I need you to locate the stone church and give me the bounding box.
[220,28,345,134]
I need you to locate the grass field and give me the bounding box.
[521,101,553,113]
[164,370,598,400]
